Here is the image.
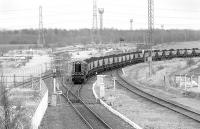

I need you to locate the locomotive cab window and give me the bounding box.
[75,62,81,72]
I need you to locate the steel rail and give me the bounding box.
[61,82,112,129]
[115,70,200,122]
[63,84,93,129]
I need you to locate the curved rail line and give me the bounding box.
[61,82,113,129]
[114,69,200,122]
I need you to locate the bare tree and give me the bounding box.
[0,76,28,129]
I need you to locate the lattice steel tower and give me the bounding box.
[93,0,98,30]
[92,0,98,43]
[38,6,45,47]
[147,0,154,77]
[148,0,154,48]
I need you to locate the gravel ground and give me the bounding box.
[100,74,200,129]
[39,99,89,129]
[39,77,89,129]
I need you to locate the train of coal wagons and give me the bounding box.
[72,48,200,84]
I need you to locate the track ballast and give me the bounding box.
[61,82,112,129]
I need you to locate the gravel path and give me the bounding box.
[39,103,89,129]
[39,77,89,129]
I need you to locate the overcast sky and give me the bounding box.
[1,0,200,30]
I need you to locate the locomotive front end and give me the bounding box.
[72,61,87,84]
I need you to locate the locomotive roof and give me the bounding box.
[72,59,87,64]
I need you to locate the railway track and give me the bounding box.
[66,84,81,103]
[61,82,113,129]
[115,69,200,123]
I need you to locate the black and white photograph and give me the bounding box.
[1,0,200,129]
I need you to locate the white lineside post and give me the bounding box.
[113,77,117,91]
[97,75,104,84]
[122,68,126,76]
[99,83,105,98]
[56,77,60,91]
[142,49,145,62]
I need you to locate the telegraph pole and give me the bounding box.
[148,0,154,77]
[38,6,45,48]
